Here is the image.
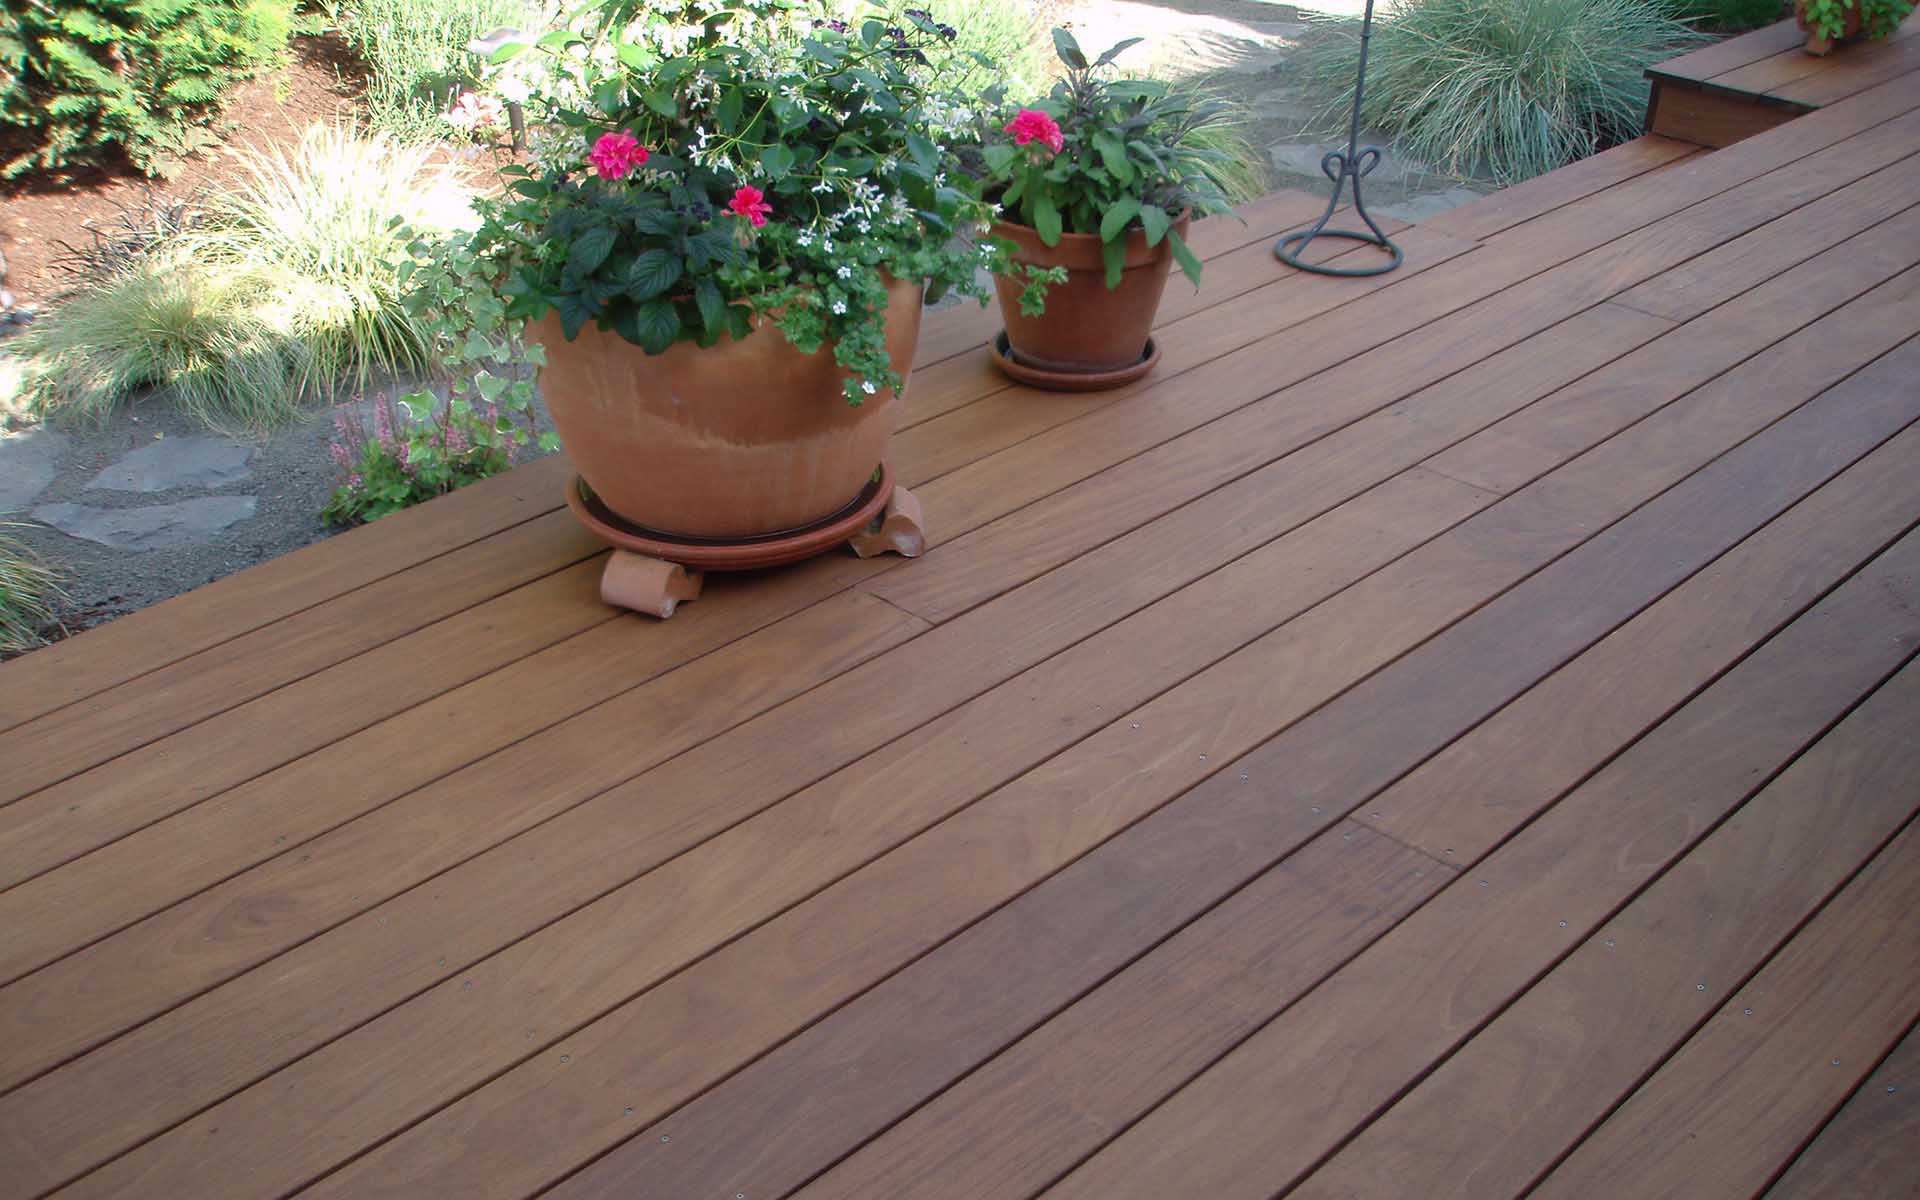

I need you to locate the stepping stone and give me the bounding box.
[0,428,65,513]
[33,497,258,551]
[87,436,252,493]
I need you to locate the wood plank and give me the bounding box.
[1531,820,1920,1200]
[1294,657,1920,1200]
[1646,19,1808,85]
[0,229,1486,1100]
[266,278,1920,1200]
[1781,25,1920,107]
[1419,136,1699,242]
[800,408,1920,1200]
[1710,49,1834,104]
[1037,511,1920,1200]
[0,452,576,733]
[559,825,1455,1200]
[1615,162,1920,322]
[0,510,604,804]
[878,106,1920,624]
[1428,253,1920,496]
[1651,84,1806,147]
[1373,360,1920,864]
[0,588,925,1101]
[1766,1022,1920,1199]
[32,463,1495,1200]
[0,551,877,983]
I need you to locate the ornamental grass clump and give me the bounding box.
[467,0,1006,404]
[1297,0,1707,184]
[0,528,64,655]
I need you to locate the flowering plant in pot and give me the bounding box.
[1796,0,1915,54]
[973,28,1241,390]
[465,0,1004,545]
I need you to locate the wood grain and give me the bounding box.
[1765,1021,1920,1200]
[1295,657,1920,1200]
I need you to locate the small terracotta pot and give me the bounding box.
[531,276,923,540]
[1796,0,1865,54]
[992,213,1190,378]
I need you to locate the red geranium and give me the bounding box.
[588,131,650,181]
[1003,108,1064,155]
[728,185,774,227]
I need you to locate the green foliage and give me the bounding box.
[0,527,64,655]
[322,235,553,524]
[979,29,1243,293]
[1296,0,1708,184]
[1799,0,1915,39]
[0,0,296,178]
[324,0,534,140]
[1665,0,1786,30]
[11,125,476,431]
[827,0,1048,98]
[476,0,1005,404]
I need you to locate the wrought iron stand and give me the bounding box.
[1275,0,1402,277]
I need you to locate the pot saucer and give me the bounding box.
[988,331,1159,392]
[567,464,894,572]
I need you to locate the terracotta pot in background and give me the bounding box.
[992,213,1189,377]
[1796,1,1865,54]
[531,275,923,540]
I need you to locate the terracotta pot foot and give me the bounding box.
[600,551,704,618]
[849,484,926,558]
[1804,30,1836,54]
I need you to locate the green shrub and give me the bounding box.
[12,124,475,431]
[0,528,63,655]
[1666,0,1787,30]
[1800,0,1916,39]
[1298,0,1708,184]
[0,0,296,178]
[325,0,534,139]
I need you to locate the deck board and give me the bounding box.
[2,57,1918,1200]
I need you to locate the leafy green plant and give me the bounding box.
[1666,0,1786,30]
[0,528,64,655]
[0,0,296,178]
[978,29,1242,296]
[11,125,475,431]
[324,0,534,140]
[1799,0,1915,39]
[829,0,1048,98]
[322,234,554,524]
[473,0,1005,404]
[1296,0,1707,184]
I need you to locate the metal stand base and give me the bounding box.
[1274,0,1402,279]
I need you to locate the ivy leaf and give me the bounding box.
[694,277,727,335]
[982,143,1017,175]
[642,88,677,118]
[1033,193,1063,247]
[906,133,938,172]
[1099,195,1140,243]
[566,225,616,275]
[632,300,682,354]
[1139,203,1171,246]
[1167,228,1203,288]
[612,39,651,71]
[625,248,684,301]
[760,142,795,180]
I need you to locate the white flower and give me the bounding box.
[796,232,814,248]
[856,220,870,233]
[811,179,834,193]
[831,299,847,314]
[823,238,835,253]
[836,265,852,279]
[861,380,878,395]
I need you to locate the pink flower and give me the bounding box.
[588,131,650,181]
[445,90,505,133]
[728,185,773,227]
[1003,108,1064,155]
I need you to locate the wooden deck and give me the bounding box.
[1647,10,1920,146]
[4,68,1920,1200]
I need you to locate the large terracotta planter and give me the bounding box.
[531,276,923,540]
[991,213,1189,383]
[1796,1,1865,54]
